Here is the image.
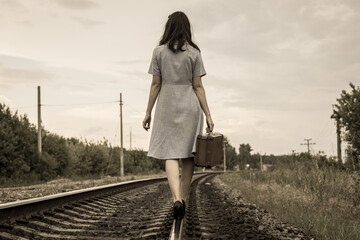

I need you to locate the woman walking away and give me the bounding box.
[142,11,214,221]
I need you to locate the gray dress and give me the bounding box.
[147,43,206,160]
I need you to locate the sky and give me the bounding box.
[0,0,359,157]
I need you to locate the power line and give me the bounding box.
[10,105,37,109]
[8,101,119,109]
[42,100,118,107]
[123,103,143,114]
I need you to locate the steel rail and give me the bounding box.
[0,171,223,239]
[168,172,221,240]
[0,176,167,224]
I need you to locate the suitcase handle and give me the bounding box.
[205,131,215,140]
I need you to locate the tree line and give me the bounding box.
[1,80,358,186]
[223,83,360,172]
[0,101,269,186]
[0,103,165,186]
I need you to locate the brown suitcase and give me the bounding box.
[194,132,224,167]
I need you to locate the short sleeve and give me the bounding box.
[148,47,161,76]
[192,52,206,78]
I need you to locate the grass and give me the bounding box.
[218,161,360,240]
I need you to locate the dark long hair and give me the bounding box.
[159,11,200,53]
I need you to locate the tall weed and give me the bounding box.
[220,158,360,239]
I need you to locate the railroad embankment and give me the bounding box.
[218,161,360,240]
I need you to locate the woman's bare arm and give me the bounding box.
[192,76,214,132]
[143,75,162,131]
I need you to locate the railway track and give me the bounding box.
[0,176,175,239]
[0,174,210,239]
[0,173,312,239]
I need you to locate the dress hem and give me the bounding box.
[147,153,196,160]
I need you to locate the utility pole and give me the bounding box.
[291,150,296,161]
[120,93,124,177]
[260,154,263,171]
[223,140,226,172]
[130,128,132,151]
[300,138,316,156]
[37,86,42,157]
[335,118,342,163]
[331,106,342,163]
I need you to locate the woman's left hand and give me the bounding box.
[142,114,151,131]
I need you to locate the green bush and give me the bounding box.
[0,103,165,187]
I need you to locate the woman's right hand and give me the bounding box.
[142,114,151,131]
[206,115,214,133]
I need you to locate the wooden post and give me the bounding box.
[120,93,124,177]
[223,140,226,172]
[130,127,132,151]
[336,118,342,163]
[37,86,42,157]
[331,107,342,164]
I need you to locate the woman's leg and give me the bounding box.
[180,157,195,203]
[166,159,181,203]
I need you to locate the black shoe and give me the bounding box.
[173,201,184,220]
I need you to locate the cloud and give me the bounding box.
[0,94,12,104]
[0,0,356,155]
[81,126,106,136]
[0,53,46,68]
[0,0,26,11]
[51,0,97,10]
[16,20,32,26]
[0,84,12,90]
[0,54,56,84]
[72,16,104,27]
[188,0,360,70]
[306,1,356,22]
[221,94,325,112]
[52,83,93,92]
[186,0,359,117]
[0,65,55,83]
[61,105,118,121]
[114,59,149,65]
